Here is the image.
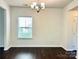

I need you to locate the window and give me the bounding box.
[18,17,32,38]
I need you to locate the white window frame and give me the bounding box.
[17,16,32,39]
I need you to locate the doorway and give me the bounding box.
[68,7,78,50]
[0,7,6,48]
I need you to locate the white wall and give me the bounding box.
[62,0,78,50]
[0,0,10,50]
[10,7,64,47]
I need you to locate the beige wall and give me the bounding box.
[0,0,10,50]
[10,7,64,47]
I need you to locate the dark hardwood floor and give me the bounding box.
[2,47,76,59]
[0,47,4,59]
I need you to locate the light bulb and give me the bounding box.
[31,5,34,9]
[41,3,45,9]
[35,6,39,10]
[41,3,45,6]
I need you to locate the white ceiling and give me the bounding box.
[5,0,73,8]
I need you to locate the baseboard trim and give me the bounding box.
[10,45,62,47]
[62,47,77,51]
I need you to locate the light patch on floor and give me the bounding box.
[15,53,35,59]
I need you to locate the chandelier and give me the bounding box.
[31,0,45,13]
